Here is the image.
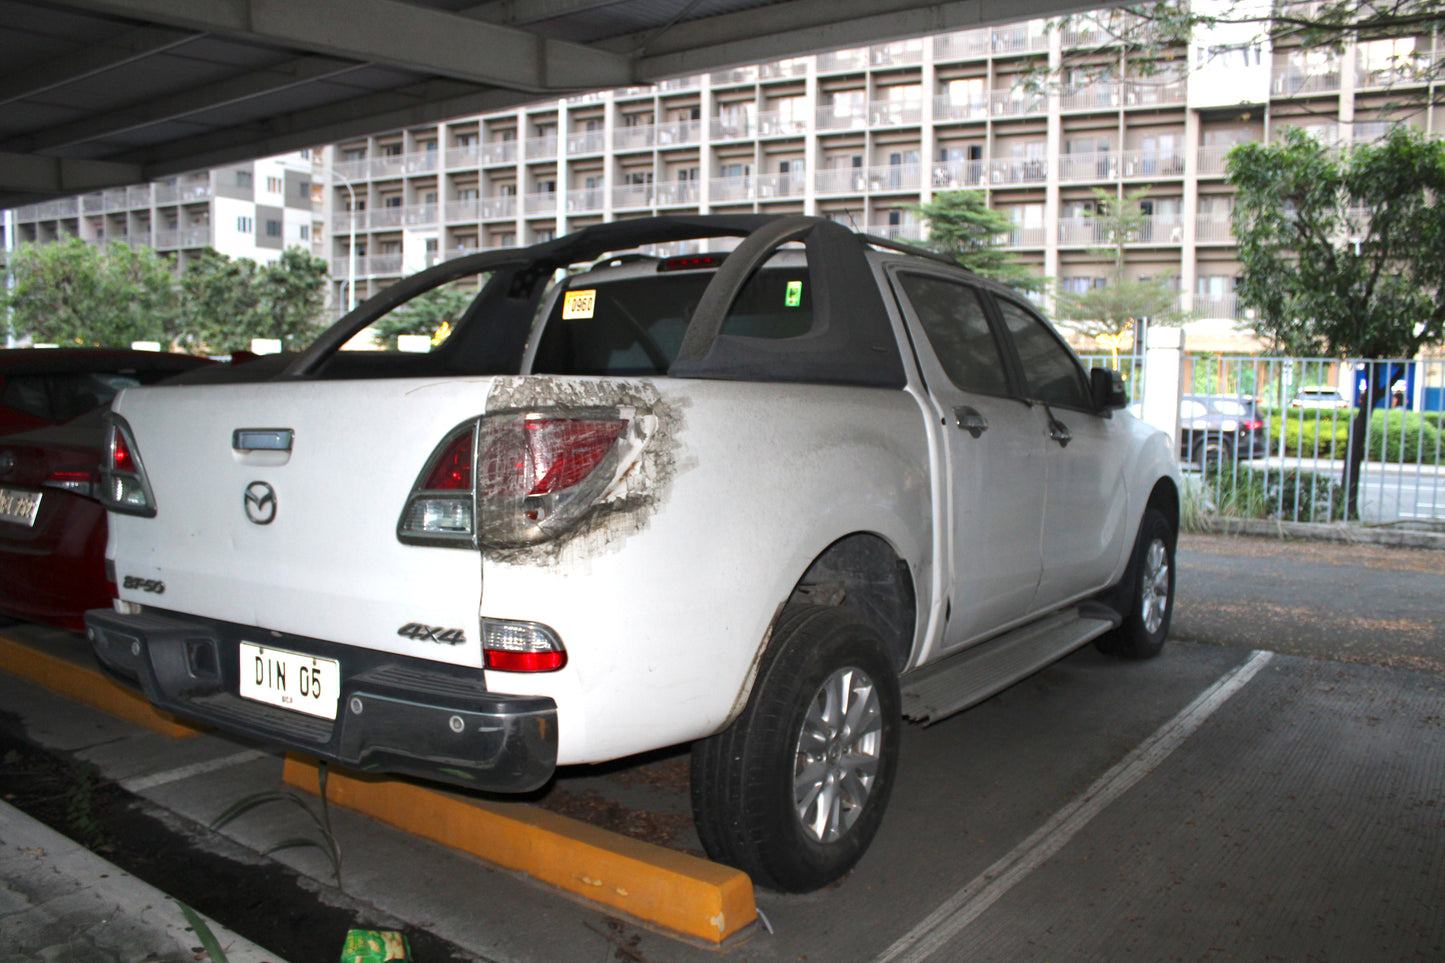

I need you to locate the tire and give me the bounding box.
[1191,436,1234,470]
[1096,507,1175,659]
[690,603,901,892]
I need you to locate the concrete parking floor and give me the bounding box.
[2,534,1442,962]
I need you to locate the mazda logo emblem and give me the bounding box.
[244,481,277,525]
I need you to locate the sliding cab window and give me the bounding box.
[896,273,1010,396]
[993,298,1091,410]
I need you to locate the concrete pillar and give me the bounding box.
[1142,325,1184,447]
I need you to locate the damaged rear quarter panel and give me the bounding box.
[479,378,933,766]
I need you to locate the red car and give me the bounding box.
[0,349,215,631]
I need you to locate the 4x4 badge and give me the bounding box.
[244,481,277,525]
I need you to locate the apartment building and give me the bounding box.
[315,9,1440,327]
[7,153,315,268]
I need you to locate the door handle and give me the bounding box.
[1048,417,1072,448]
[953,405,988,439]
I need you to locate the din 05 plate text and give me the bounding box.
[238,642,340,720]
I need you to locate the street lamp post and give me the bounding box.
[333,165,359,314]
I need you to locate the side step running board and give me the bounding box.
[900,605,1120,725]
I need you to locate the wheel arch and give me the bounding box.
[784,531,917,674]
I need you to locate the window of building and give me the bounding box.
[266,176,283,193]
[236,170,253,188]
[237,216,253,233]
[299,225,310,240]
[265,219,281,237]
[381,143,403,156]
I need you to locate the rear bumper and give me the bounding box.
[85,607,558,792]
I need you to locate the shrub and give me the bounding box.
[1268,408,1442,465]
[1365,410,1443,464]
[1201,465,1346,522]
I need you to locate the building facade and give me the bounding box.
[6,153,315,269]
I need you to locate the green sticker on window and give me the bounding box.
[785,280,803,307]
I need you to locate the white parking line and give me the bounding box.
[874,650,1275,963]
[121,750,268,793]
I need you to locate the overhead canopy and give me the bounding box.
[1,0,1100,209]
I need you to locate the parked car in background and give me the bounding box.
[1290,385,1350,410]
[0,348,214,435]
[0,349,215,631]
[1178,394,1271,466]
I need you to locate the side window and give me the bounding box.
[897,273,1009,396]
[995,298,1091,409]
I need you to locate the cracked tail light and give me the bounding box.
[398,408,641,550]
[98,414,157,516]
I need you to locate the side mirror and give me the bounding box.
[1090,367,1129,412]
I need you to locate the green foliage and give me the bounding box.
[367,282,474,350]
[910,190,1043,293]
[1269,408,1443,464]
[3,238,180,347]
[1228,126,1445,359]
[1201,465,1347,523]
[175,902,230,963]
[1053,186,1188,337]
[64,759,104,850]
[179,246,329,354]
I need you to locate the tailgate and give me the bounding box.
[108,376,497,666]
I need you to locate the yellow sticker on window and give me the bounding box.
[563,289,596,320]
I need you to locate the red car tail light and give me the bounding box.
[482,618,567,672]
[397,408,643,550]
[42,468,98,499]
[97,414,157,516]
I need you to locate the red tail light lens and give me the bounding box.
[1241,419,1263,431]
[422,431,473,491]
[482,618,567,672]
[98,414,157,517]
[522,419,626,496]
[42,469,98,499]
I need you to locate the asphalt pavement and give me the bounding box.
[1,530,1442,962]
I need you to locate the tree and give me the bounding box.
[367,282,474,350]
[1054,186,1188,338]
[3,238,179,348]
[177,246,329,353]
[1228,125,1445,516]
[910,190,1043,292]
[1044,2,1445,92]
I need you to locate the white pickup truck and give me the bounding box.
[87,215,1180,892]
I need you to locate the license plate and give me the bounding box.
[0,487,41,527]
[238,642,340,720]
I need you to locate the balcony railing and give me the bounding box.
[404,204,437,226]
[865,163,922,192]
[154,227,211,249]
[755,172,806,198]
[369,206,405,228]
[757,110,808,137]
[481,141,518,165]
[523,190,557,215]
[655,180,701,206]
[1193,293,1241,319]
[1271,67,1341,96]
[933,95,990,122]
[815,168,867,194]
[709,175,754,202]
[870,41,924,67]
[1059,152,1121,181]
[989,157,1048,184]
[815,104,869,131]
[655,120,700,146]
[567,130,606,155]
[405,151,438,174]
[934,29,992,60]
[817,48,869,72]
[444,199,481,222]
[1197,145,1235,176]
[989,88,1046,116]
[614,125,656,151]
[710,116,756,140]
[565,188,605,213]
[1119,148,1187,178]
[1001,225,1046,248]
[931,160,987,188]
[481,196,517,219]
[613,183,654,209]
[758,58,808,80]
[865,223,923,241]
[368,155,406,179]
[711,65,759,85]
[1196,215,1234,241]
[333,159,368,182]
[524,136,558,161]
[868,100,924,127]
[446,145,481,168]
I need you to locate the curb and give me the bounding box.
[1196,515,1445,551]
[283,755,757,944]
[0,631,203,738]
[0,799,288,963]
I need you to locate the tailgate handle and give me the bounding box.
[233,429,293,452]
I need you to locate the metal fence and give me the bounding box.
[1173,355,1444,527]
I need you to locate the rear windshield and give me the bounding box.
[0,371,154,423]
[530,266,813,376]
